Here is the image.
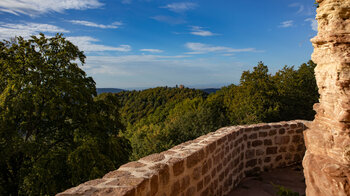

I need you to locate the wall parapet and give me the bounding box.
[58,120,309,196]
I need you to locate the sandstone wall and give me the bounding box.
[303,0,350,195]
[58,120,308,196]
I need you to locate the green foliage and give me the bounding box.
[124,96,228,160]
[116,87,207,124]
[273,60,318,121]
[215,62,280,125]
[0,33,319,195]
[166,97,227,144]
[118,87,210,160]
[119,61,318,160]
[0,34,130,195]
[273,183,304,196]
[314,1,319,8]
[126,122,171,160]
[212,61,318,125]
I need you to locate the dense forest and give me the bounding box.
[0,34,318,195]
[116,60,318,160]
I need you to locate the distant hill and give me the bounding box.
[97,88,125,94]
[200,88,220,94]
[97,87,219,95]
[115,87,207,124]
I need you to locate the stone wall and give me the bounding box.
[58,120,308,196]
[303,0,350,195]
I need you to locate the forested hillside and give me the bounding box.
[0,34,318,195]
[116,87,207,125]
[114,60,318,160]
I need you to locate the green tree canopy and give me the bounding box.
[210,61,318,125]
[273,60,318,121]
[227,62,280,124]
[116,87,207,125]
[0,34,130,195]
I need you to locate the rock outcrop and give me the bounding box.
[303,0,350,195]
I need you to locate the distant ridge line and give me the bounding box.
[96,87,220,95]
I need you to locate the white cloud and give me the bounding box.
[69,20,123,29]
[140,49,164,53]
[0,0,103,16]
[279,20,294,28]
[0,22,69,39]
[190,26,216,37]
[161,2,197,13]
[151,15,186,25]
[305,18,318,32]
[185,42,256,54]
[67,36,131,52]
[289,3,304,14]
[221,53,235,56]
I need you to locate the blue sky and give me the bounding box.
[0,0,317,89]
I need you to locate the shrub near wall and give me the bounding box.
[58,120,308,196]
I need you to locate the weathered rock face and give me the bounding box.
[303,0,350,195]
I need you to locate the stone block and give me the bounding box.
[264,139,272,146]
[185,187,195,196]
[150,175,159,195]
[186,149,205,168]
[252,140,263,147]
[275,136,290,145]
[279,128,286,134]
[168,158,184,176]
[180,175,190,190]
[140,153,165,163]
[170,180,180,196]
[192,166,201,180]
[266,147,277,155]
[246,159,257,167]
[249,133,257,139]
[245,149,255,159]
[292,135,301,143]
[269,129,277,136]
[197,180,203,191]
[259,132,268,138]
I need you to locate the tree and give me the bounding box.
[124,96,228,160]
[166,97,227,144]
[227,62,280,124]
[273,60,318,121]
[0,34,130,195]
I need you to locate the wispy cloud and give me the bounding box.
[161,2,197,13]
[0,23,129,53]
[67,36,131,52]
[289,3,304,14]
[140,49,163,53]
[305,18,318,31]
[151,15,186,25]
[0,22,68,39]
[84,55,191,75]
[69,20,123,29]
[84,54,245,88]
[0,0,103,16]
[185,42,256,54]
[279,20,294,28]
[190,26,217,37]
